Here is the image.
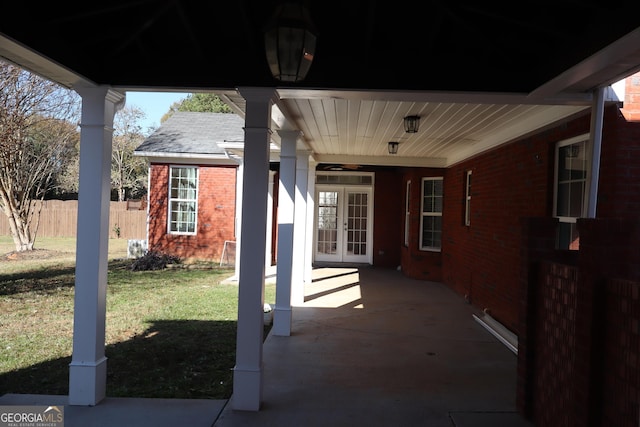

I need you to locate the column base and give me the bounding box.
[232,365,263,411]
[68,357,107,406]
[272,307,292,336]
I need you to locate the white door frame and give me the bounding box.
[314,173,374,264]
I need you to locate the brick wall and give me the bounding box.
[441,113,590,333]
[533,261,579,427]
[147,163,237,262]
[620,73,640,122]
[597,102,640,218]
[603,278,640,427]
[516,217,569,419]
[372,168,403,268]
[393,83,640,336]
[399,167,445,281]
[518,218,640,426]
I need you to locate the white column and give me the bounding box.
[291,151,310,306]
[69,87,124,406]
[304,162,317,285]
[233,87,276,411]
[265,170,275,268]
[273,131,299,336]
[586,86,605,218]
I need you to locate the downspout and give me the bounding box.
[234,161,244,280]
[586,86,606,218]
[145,163,151,251]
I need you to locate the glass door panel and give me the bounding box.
[344,191,368,260]
[316,190,341,261]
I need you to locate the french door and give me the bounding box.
[315,186,372,264]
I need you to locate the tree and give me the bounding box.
[55,137,80,197]
[161,93,232,123]
[112,105,148,201]
[0,61,80,251]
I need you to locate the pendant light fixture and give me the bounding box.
[403,115,420,133]
[264,2,318,82]
[388,141,399,155]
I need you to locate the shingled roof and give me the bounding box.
[135,112,244,157]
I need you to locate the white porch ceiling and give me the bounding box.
[217,88,594,168]
[209,26,640,169]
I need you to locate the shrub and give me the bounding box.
[130,250,181,271]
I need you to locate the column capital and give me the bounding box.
[278,130,301,158]
[238,87,279,104]
[277,129,302,140]
[240,87,277,129]
[74,85,125,108]
[75,86,125,126]
[296,149,313,158]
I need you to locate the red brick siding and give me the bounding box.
[620,73,640,122]
[399,168,445,281]
[517,216,569,418]
[603,278,640,427]
[358,95,639,336]
[441,114,592,333]
[518,219,640,427]
[533,261,579,427]
[372,168,403,268]
[147,163,237,261]
[596,103,640,218]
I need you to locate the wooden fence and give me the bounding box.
[0,200,147,239]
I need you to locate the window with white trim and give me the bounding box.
[465,170,472,226]
[168,166,198,234]
[420,177,443,251]
[554,134,589,250]
[404,180,411,246]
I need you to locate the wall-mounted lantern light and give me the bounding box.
[264,2,317,82]
[404,115,420,133]
[388,141,399,155]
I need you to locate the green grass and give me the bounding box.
[0,237,275,399]
[0,236,129,275]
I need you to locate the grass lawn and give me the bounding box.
[0,236,275,399]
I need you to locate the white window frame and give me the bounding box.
[168,165,199,235]
[420,177,443,252]
[404,180,411,246]
[465,170,472,226]
[553,133,590,249]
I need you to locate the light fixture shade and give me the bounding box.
[265,3,317,82]
[388,141,399,154]
[404,115,420,133]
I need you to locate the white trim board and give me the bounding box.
[473,313,518,355]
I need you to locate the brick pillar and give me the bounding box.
[574,218,640,427]
[517,217,559,419]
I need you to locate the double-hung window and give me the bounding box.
[168,166,198,234]
[420,177,443,251]
[553,134,589,250]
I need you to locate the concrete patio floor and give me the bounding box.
[1,266,534,426]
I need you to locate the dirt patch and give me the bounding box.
[3,249,68,261]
